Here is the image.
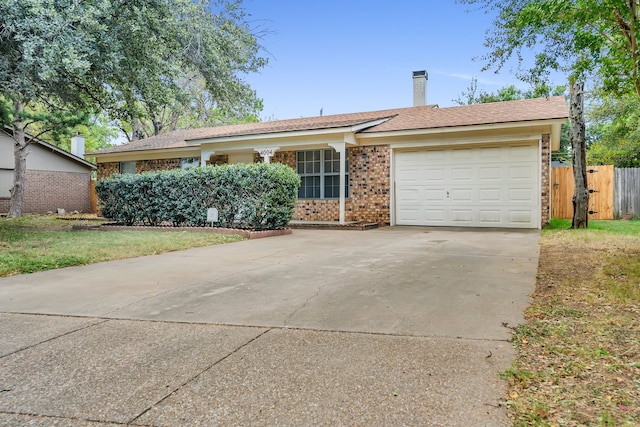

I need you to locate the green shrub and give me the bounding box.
[95,163,300,230]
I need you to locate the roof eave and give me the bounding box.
[356,117,569,139]
[2,127,96,170]
[193,118,394,145]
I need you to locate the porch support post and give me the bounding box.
[328,142,346,225]
[255,147,279,164]
[201,150,215,167]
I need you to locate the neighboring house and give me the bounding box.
[0,129,96,214]
[89,72,569,229]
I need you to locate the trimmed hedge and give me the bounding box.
[95,163,300,230]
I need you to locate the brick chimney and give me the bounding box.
[71,134,85,158]
[412,70,428,106]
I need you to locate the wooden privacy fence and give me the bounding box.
[89,179,98,214]
[615,168,640,218]
[551,165,614,220]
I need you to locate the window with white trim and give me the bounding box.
[296,149,349,199]
[181,157,200,169]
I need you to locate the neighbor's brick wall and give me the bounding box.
[0,198,9,213]
[23,170,91,214]
[271,145,391,224]
[541,134,551,227]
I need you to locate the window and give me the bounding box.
[296,149,349,199]
[181,157,200,169]
[119,161,136,174]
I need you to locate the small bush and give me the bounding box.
[95,163,300,230]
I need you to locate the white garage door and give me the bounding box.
[395,143,539,228]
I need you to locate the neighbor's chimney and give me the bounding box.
[71,134,85,158]
[412,70,428,106]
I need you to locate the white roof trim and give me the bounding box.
[190,117,394,146]
[356,118,568,139]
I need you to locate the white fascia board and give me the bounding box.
[349,117,393,132]
[194,126,356,145]
[389,133,542,150]
[191,118,389,147]
[94,147,201,163]
[356,118,568,140]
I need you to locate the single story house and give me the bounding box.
[0,129,96,214]
[89,73,569,229]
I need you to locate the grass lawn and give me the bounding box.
[0,215,244,277]
[503,219,640,426]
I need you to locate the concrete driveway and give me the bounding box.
[0,227,539,426]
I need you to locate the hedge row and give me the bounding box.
[95,163,300,230]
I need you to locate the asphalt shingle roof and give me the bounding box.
[90,96,568,155]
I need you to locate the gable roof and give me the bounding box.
[89,96,568,156]
[361,96,568,133]
[1,127,96,170]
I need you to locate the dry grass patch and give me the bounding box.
[503,221,640,426]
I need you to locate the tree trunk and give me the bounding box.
[8,100,28,218]
[570,82,589,229]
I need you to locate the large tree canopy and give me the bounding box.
[458,0,640,94]
[0,0,266,216]
[587,91,640,167]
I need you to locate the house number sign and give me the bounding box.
[258,148,275,157]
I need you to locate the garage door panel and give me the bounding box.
[425,209,446,222]
[479,188,501,201]
[509,188,534,202]
[509,210,533,223]
[395,144,539,228]
[450,188,472,201]
[479,147,501,159]
[451,209,473,222]
[508,164,535,180]
[479,210,501,223]
[451,167,472,181]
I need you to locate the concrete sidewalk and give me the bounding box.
[0,227,539,426]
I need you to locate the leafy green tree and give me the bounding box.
[587,92,640,167]
[0,0,265,216]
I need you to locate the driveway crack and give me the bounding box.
[128,328,271,425]
[283,283,327,327]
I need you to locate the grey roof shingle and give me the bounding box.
[90,96,568,156]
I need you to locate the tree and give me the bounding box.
[587,91,640,167]
[107,0,266,142]
[454,77,566,105]
[570,82,589,228]
[0,0,266,216]
[458,0,640,228]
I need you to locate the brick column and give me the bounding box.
[541,134,551,227]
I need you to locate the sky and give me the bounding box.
[239,0,566,121]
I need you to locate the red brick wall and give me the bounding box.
[137,158,180,173]
[97,162,120,180]
[208,155,228,166]
[22,170,91,214]
[0,198,9,213]
[271,146,391,224]
[98,158,185,179]
[541,134,551,227]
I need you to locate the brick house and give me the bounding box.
[89,74,568,229]
[0,129,96,214]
